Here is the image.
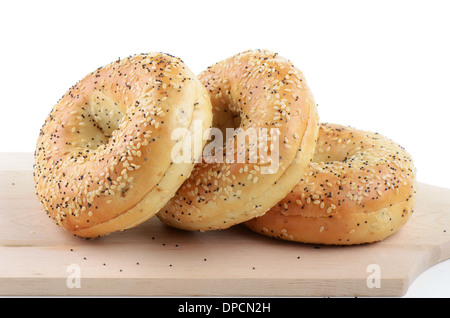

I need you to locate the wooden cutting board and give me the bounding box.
[1,152,450,297]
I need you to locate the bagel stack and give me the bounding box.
[34,49,416,245]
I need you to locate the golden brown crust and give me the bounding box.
[157,49,319,231]
[34,53,212,238]
[245,123,417,245]
[245,197,415,245]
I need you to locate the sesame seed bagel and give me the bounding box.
[157,49,319,231]
[34,53,213,238]
[245,123,417,245]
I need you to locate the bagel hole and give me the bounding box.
[202,106,243,162]
[80,92,126,150]
[313,140,360,164]
[313,152,348,164]
[208,107,242,148]
[88,92,125,138]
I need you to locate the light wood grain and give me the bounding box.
[1,152,449,296]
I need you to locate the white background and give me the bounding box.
[1,0,449,297]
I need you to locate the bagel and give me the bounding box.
[157,49,319,231]
[33,53,213,238]
[245,123,416,245]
